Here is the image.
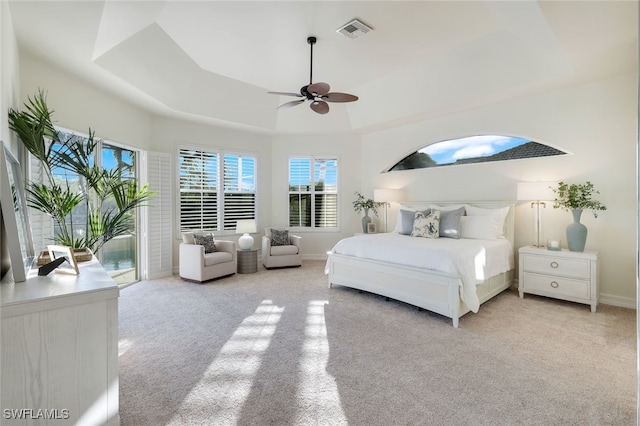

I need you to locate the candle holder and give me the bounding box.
[546,239,561,251]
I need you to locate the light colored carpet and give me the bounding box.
[118,260,636,425]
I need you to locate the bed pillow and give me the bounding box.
[465,205,510,239]
[436,206,465,239]
[460,216,501,240]
[411,210,440,238]
[397,208,431,235]
[429,204,467,212]
[270,228,290,246]
[194,232,216,253]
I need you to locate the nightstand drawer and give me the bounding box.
[523,255,590,279]
[523,272,590,299]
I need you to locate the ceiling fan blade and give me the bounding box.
[268,91,303,97]
[308,82,330,96]
[310,100,329,114]
[278,99,305,109]
[323,92,359,103]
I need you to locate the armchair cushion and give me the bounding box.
[270,245,299,256]
[194,233,216,253]
[204,251,233,266]
[270,228,290,246]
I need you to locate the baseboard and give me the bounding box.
[599,293,637,310]
[303,254,329,261]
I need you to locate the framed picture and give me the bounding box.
[367,223,377,234]
[1,141,35,283]
[47,245,79,275]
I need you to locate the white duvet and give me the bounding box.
[327,233,514,312]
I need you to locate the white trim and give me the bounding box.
[599,293,636,310]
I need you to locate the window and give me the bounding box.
[387,135,568,171]
[179,147,256,233]
[289,157,338,229]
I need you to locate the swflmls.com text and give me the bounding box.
[3,408,70,420]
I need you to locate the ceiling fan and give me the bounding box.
[268,36,358,115]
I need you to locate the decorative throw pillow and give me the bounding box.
[270,229,290,246]
[437,206,465,239]
[398,208,431,235]
[194,233,216,253]
[411,210,440,238]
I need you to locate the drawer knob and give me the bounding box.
[550,261,559,268]
[550,281,559,288]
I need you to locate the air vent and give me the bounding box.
[336,19,373,39]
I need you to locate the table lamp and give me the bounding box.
[236,219,257,250]
[517,181,557,248]
[373,188,403,233]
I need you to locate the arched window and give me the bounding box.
[386,135,568,172]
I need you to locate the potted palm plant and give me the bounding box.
[551,181,606,252]
[8,89,153,261]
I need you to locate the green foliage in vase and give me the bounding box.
[8,89,154,252]
[352,191,383,216]
[551,181,607,218]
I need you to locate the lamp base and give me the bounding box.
[238,234,254,250]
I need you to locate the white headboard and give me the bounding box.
[399,201,516,246]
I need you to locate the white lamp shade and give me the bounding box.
[517,181,557,201]
[373,188,403,202]
[235,219,257,234]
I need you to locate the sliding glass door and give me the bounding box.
[100,143,138,285]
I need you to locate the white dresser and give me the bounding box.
[1,259,120,425]
[518,245,599,312]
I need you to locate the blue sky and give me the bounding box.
[419,136,528,164]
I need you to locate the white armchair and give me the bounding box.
[180,232,237,283]
[262,228,302,269]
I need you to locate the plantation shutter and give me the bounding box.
[288,157,338,229]
[142,151,172,279]
[288,158,312,227]
[222,154,256,230]
[314,158,338,228]
[179,148,218,231]
[27,153,53,253]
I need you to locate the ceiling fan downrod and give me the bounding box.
[308,36,316,85]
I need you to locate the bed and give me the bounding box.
[326,201,515,327]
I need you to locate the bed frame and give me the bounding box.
[327,201,515,327]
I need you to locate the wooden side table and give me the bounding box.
[518,245,599,312]
[237,248,258,274]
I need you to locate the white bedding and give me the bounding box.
[327,233,514,312]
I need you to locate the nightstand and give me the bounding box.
[518,246,599,312]
[237,248,258,274]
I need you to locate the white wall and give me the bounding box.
[271,133,362,258]
[361,73,637,305]
[0,1,20,153]
[19,53,153,150]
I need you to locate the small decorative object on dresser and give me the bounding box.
[366,223,377,234]
[519,245,598,312]
[551,181,606,252]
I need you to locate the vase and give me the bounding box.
[362,208,372,233]
[566,209,587,252]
